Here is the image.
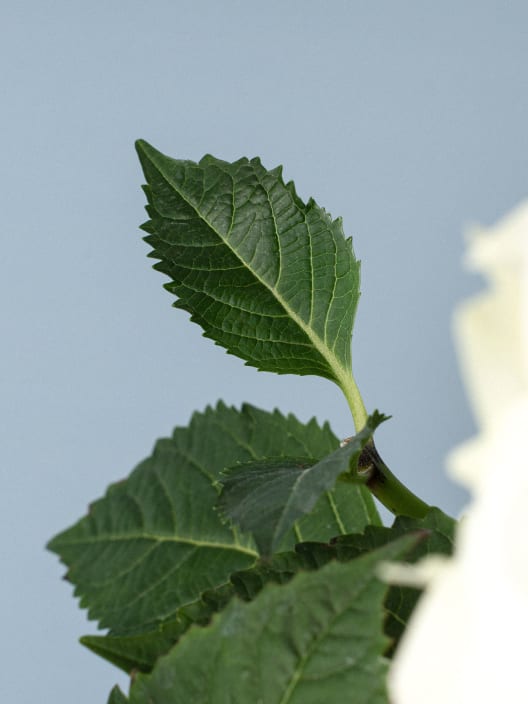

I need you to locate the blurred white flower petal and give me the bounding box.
[453,202,528,436]
[378,555,447,588]
[389,202,528,703]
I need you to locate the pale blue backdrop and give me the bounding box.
[2,2,528,702]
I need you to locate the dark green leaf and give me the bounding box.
[82,619,189,675]
[136,142,362,400]
[223,509,455,658]
[328,508,456,653]
[380,508,455,652]
[48,403,378,634]
[129,537,418,704]
[217,412,387,555]
[107,685,129,704]
[80,554,303,675]
[391,506,456,547]
[82,510,453,674]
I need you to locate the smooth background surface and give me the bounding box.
[2,2,527,702]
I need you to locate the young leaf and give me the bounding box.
[129,537,418,704]
[136,141,366,424]
[217,411,387,555]
[47,403,378,634]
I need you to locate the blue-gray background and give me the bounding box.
[2,2,527,702]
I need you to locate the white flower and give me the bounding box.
[388,203,528,704]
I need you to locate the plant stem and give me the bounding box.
[358,442,431,519]
[340,373,431,518]
[340,373,368,431]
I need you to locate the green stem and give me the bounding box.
[339,373,430,518]
[358,442,431,519]
[340,373,368,431]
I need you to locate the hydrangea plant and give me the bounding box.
[49,142,525,703]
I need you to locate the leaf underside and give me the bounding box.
[47,403,379,634]
[136,141,361,385]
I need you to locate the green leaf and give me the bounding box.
[81,510,452,674]
[251,508,455,655]
[378,509,455,653]
[329,508,455,561]
[391,507,456,546]
[48,403,379,634]
[217,412,387,555]
[136,141,365,423]
[80,553,301,674]
[129,537,418,704]
[325,508,456,653]
[107,686,129,704]
[80,554,303,674]
[82,619,189,675]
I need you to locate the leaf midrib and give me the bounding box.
[272,462,327,546]
[52,533,258,557]
[278,577,375,704]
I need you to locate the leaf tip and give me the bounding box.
[134,138,152,159]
